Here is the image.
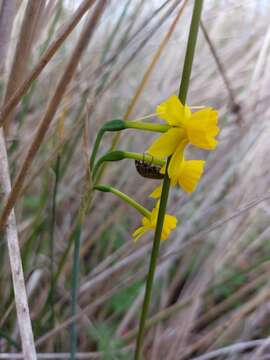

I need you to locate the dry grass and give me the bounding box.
[0,0,270,359]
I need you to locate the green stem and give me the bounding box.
[124,151,165,165]
[70,222,81,360]
[178,1,204,103]
[94,184,151,218]
[93,150,165,180]
[124,120,169,133]
[90,120,169,170]
[49,155,61,339]
[90,128,105,170]
[134,1,204,359]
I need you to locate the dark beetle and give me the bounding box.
[135,159,164,179]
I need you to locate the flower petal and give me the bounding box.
[156,95,191,126]
[150,185,162,199]
[186,108,219,150]
[168,141,187,180]
[132,226,147,241]
[147,128,186,158]
[133,201,177,241]
[165,214,178,228]
[178,160,205,193]
[161,214,178,240]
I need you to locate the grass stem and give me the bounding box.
[70,223,82,360]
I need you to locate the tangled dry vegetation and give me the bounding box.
[1,0,270,359]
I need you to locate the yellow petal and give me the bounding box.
[156,95,191,126]
[168,141,187,180]
[161,214,178,240]
[150,185,162,199]
[133,200,177,241]
[151,202,160,223]
[147,128,186,158]
[165,214,178,228]
[142,216,151,227]
[178,160,205,193]
[132,226,147,241]
[186,108,219,150]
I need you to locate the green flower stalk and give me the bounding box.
[124,120,169,133]
[90,119,169,170]
[92,150,165,180]
[134,1,204,359]
[94,185,177,242]
[94,184,150,218]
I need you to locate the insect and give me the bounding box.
[135,155,164,179]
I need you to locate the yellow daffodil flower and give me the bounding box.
[147,95,219,160]
[132,201,177,241]
[170,159,205,192]
[150,158,205,197]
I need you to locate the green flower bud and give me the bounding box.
[103,119,126,131]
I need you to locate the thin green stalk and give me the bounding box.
[125,255,270,343]
[49,155,61,334]
[90,120,168,170]
[94,184,151,218]
[124,120,169,133]
[90,128,106,169]
[134,1,204,359]
[70,222,81,360]
[178,1,204,103]
[92,150,165,180]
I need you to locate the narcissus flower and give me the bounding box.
[170,159,205,192]
[132,201,177,241]
[150,158,205,198]
[147,95,219,160]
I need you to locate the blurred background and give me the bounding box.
[1,0,270,358]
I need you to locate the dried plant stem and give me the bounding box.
[200,21,240,114]
[97,0,187,191]
[181,286,270,359]
[0,0,107,230]
[110,0,187,151]
[0,0,97,128]
[124,0,188,119]
[134,1,204,359]
[124,259,270,343]
[0,131,36,359]
[32,190,270,348]
[0,0,16,75]
[3,0,44,132]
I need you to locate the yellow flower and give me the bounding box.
[132,201,177,241]
[147,95,219,160]
[170,159,205,192]
[150,157,205,197]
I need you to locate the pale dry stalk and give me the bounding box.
[3,0,44,132]
[180,286,270,359]
[0,0,36,358]
[0,0,16,75]
[0,0,97,128]
[0,132,37,359]
[0,0,107,230]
